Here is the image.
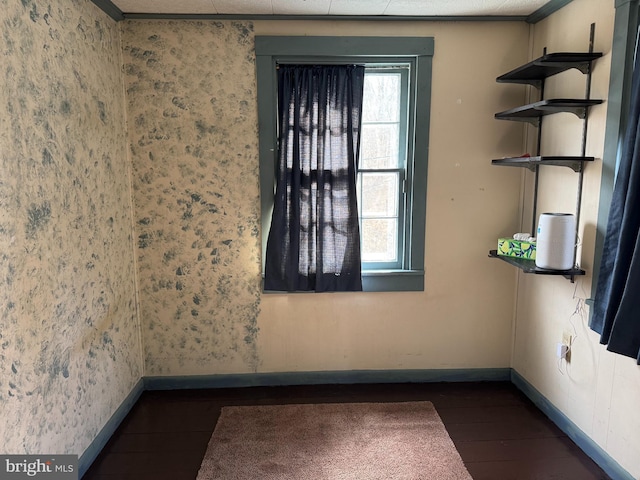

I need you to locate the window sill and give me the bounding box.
[261,270,425,293]
[362,269,424,292]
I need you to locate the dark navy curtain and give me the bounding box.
[264,65,365,292]
[590,48,640,364]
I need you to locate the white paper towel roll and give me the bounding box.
[535,213,576,270]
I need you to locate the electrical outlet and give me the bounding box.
[562,330,572,362]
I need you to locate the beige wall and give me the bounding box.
[512,0,640,477]
[122,19,529,376]
[0,0,142,456]
[5,1,635,476]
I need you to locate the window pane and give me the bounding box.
[358,69,405,269]
[362,73,400,123]
[360,124,400,169]
[361,219,398,262]
[360,173,398,217]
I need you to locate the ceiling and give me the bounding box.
[109,0,553,17]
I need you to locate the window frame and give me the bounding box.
[255,36,434,292]
[358,66,410,271]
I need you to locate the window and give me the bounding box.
[358,67,409,270]
[256,37,434,291]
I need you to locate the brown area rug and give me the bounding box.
[196,402,472,479]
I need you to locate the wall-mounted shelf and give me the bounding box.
[496,52,603,89]
[491,156,595,172]
[489,25,601,282]
[489,250,585,281]
[495,99,603,126]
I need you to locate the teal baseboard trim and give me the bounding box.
[80,369,635,480]
[144,368,512,390]
[511,370,634,480]
[78,378,144,478]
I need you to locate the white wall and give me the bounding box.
[512,0,640,477]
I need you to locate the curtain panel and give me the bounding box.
[264,65,365,292]
[590,49,640,364]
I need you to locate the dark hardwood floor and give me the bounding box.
[82,382,611,480]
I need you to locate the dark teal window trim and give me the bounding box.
[590,0,640,308]
[255,36,433,292]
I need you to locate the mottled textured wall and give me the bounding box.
[0,0,141,455]
[121,21,262,375]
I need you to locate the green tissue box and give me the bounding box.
[498,238,536,260]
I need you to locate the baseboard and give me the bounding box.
[81,369,634,480]
[143,368,512,390]
[78,378,144,478]
[511,370,634,480]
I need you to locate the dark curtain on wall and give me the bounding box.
[590,48,640,364]
[264,65,365,292]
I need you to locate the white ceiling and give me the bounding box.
[111,0,552,17]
